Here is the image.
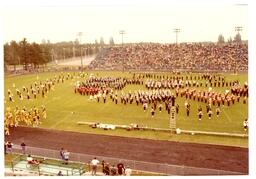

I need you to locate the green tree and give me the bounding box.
[26,43,43,69]
[234,33,242,43]
[217,34,225,44]
[5,38,53,71]
[4,41,21,71]
[227,36,233,43]
[40,44,52,65]
[4,43,11,71]
[19,38,29,70]
[100,37,105,46]
[94,39,99,53]
[95,39,99,46]
[109,37,115,45]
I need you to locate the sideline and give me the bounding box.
[77,121,248,138]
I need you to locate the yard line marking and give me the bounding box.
[222,107,232,122]
[236,107,247,119]
[49,113,72,129]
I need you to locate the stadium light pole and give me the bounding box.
[234,26,242,74]
[235,26,243,36]
[72,42,75,59]
[63,47,65,61]
[173,28,181,44]
[77,32,83,71]
[84,48,87,56]
[119,30,126,72]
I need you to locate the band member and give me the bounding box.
[198,111,203,121]
[216,107,221,118]
[151,106,155,118]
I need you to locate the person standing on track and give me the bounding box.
[21,142,26,154]
[4,142,7,154]
[6,141,13,154]
[63,149,70,165]
[60,148,65,162]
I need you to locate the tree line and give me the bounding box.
[217,33,243,44]
[4,38,52,71]
[4,37,114,71]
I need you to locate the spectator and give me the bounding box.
[88,43,248,72]
[110,165,117,176]
[6,141,13,154]
[60,148,65,161]
[63,150,70,165]
[27,154,40,165]
[125,166,132,176]
[4,142,7,154]
[103,162,110,175]
[21,142,26,154]
[27,154,33,163]
[57,171,63,176]
[91,157,100,176]
[101,160,106,173]
[117,161,125,175]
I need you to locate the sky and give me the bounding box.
[0,0,248,44]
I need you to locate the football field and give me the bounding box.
[4,71,248,147]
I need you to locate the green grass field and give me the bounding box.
[4,71,248,147]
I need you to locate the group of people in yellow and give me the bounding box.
[4,105,47,135]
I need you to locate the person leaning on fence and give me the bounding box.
[91,157,100,176]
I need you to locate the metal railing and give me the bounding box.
[7,144,244,176]
[5,152,85,176]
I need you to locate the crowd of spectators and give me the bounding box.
[88,42,248,72]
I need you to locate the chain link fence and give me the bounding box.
[8,144,243,176]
